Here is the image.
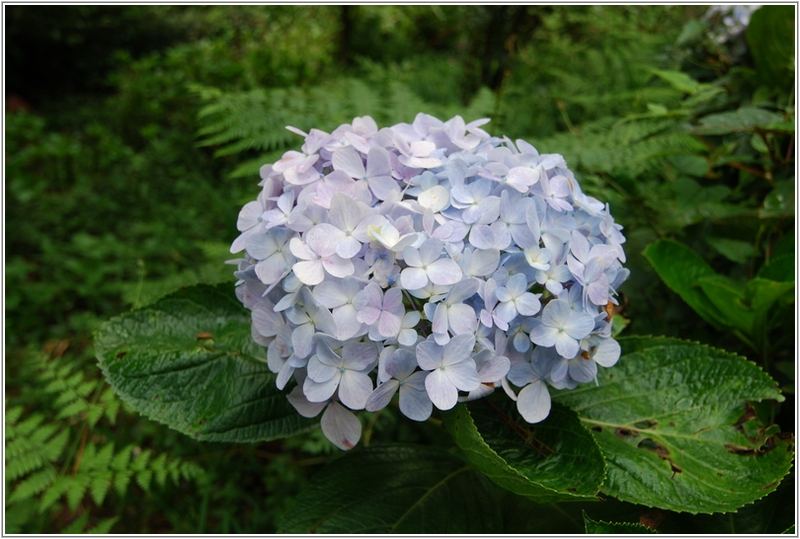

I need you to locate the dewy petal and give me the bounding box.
[425,369,458,410]
[516,380,551,423]
[321,401,362,450]
[365,380,400,412]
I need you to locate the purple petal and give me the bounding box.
[365,380,400,412]
[516,380,551,423]
[320,401,362,450]
[425,369,458,410]
[398,386,433,421]
[338,370,373,410]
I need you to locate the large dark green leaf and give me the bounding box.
[693,106,785,135]
[95,284,316,442]
[553,338,793,514]
[583,511,657,534]
[442,398,605,503]
[278,445,503,534]
[746,6,795,89]
[643,239,727,329]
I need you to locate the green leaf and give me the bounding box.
[648,69,702,95]
[746,6,795,88]
[705,237,758,264]
[583,511,658,534]
[696,276,754,335]
[757,253,794,282]
[693,107,785,135]
[553,338,793,514]
[87,517,119,534]
[666,154,709,177]
[442,399,604,503]
[279,445,503,534]
[759,179,795,219]
[95,284,317,443]
[643,239,726,329]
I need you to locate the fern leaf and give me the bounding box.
[6,452,44,482]
[113,470,132,497]
[131,449,152,472]
[135,469,153,491]
[87,516,119,534]
[101,388,120,425]
[111,444,133,471]
[89,470,113,506]
[61,513,90,534]
[8,468,55,502]
[56,398,89,420]
[66,474,90,513]
[6,405,25,426]
[150,453,169,488]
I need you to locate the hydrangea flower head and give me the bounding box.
[230,114,628,449]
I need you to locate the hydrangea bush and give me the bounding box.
[229,114,629,450]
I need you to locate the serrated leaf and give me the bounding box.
[136,469,153,491]
[151,453,168,487]
[111,445,133,471]
[61,513,90,534]
[553,338,793,514]
[643,239,727,329]
[583,511,658,534]
[89,471,112,506]
[9,468,57,504]
[114,470,132,496]
[693,107,785,135]
[95,284,317,443]
[88,516,119,534]
[279,445,502,534]
[443,399,604,503]
[6,405,25,426]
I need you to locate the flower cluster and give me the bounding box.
[230,114,628,450]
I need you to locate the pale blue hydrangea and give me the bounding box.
[230,113,628,449]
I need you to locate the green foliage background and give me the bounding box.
[5,5,794,533]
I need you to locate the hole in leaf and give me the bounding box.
[669,461,682,478]
[633,419,658,429]
[615,427,640,439]
[116,351,127,359]
[637,437,669,457]
[590,426,602,433]
[724,443,758,456]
